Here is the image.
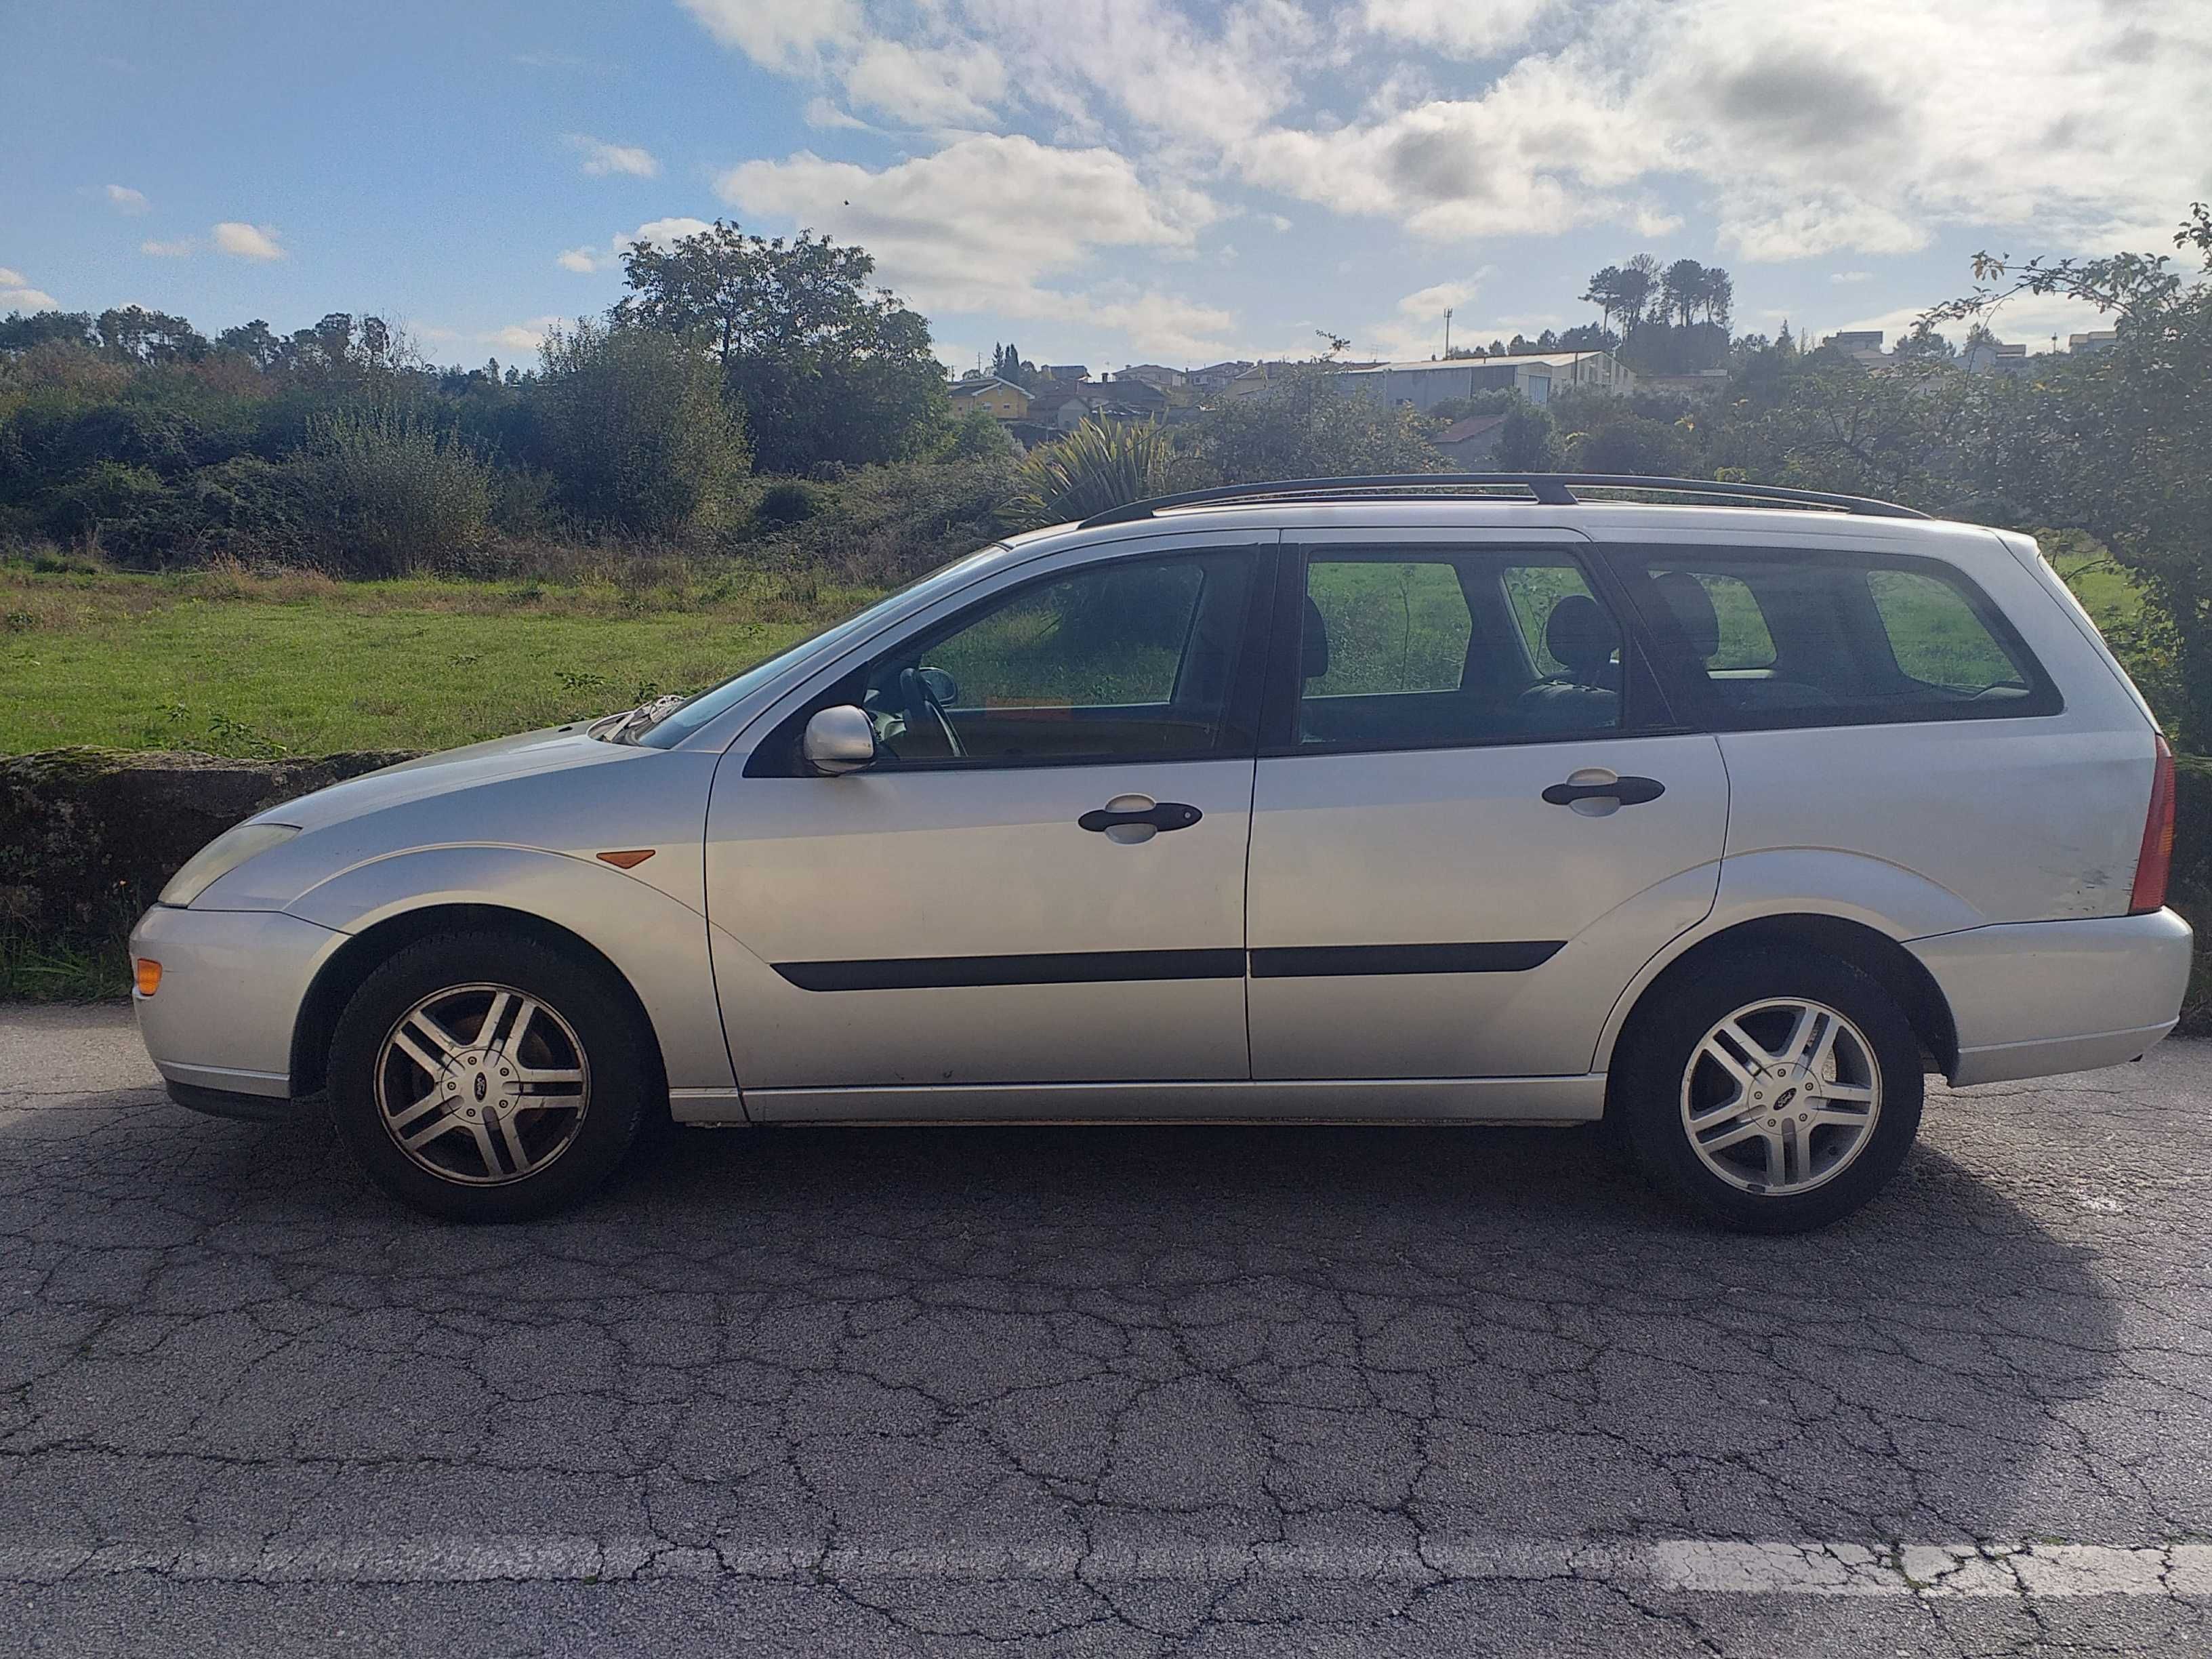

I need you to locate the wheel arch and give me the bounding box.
[1599,913,1959,1084]
[289,903,663,1099]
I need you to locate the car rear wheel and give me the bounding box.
[327,931,654,1221]
[1610,949,1923,1232]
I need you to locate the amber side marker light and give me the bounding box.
[134,959,163,997]
[597,848,656,869]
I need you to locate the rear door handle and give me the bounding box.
[1079,796,1202,838]
[1542,773,1665,807]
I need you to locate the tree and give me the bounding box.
[1621,254,1662,331]
[1495,401,1558,470]
[534,317,750,535]
[1661,260,1706,330]
[1703,269,1734,331]
[1891,321,1957,360]
[0,310,98,352]
[214,319,282,370]
[1174,363,1442,484]
[96,306,207,363]
[1581,266,1626,337]
[619,218,949,472]
[1924,203,2212,739]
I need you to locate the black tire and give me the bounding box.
[1610,949,1923,1233]
[327,930,657,1221]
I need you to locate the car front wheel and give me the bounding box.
[327,930,655,1221]
[1610,949,1924,1232]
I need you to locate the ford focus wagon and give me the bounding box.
[130,474,2192,1230]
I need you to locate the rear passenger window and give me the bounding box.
[1294,551,1622,750]
[1629,551,2056,728]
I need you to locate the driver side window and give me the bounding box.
[858,550,1259,766]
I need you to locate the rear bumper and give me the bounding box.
[129,905,344,1102]
[1909,908,2192,1086]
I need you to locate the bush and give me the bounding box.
[535,319,750,537]
[754,478,821,526]
[288,406,494,576]
[752,450,1022,588]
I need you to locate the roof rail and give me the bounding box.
[1078,473,1931,528]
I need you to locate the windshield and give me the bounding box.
[635,544,1010,749]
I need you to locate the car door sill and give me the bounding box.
[736,1076,1605,1124]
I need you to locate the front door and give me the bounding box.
[1245,529,1729,1088]
[705,535,1275,1111]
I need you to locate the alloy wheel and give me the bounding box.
[1679,997,1883,1195]
[373,983,591,1186]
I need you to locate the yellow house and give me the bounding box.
[948,377,1031,421]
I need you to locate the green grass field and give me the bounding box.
[0,543,2158,758]
[0,563,848,756]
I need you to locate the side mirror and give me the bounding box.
[802,705,877,775]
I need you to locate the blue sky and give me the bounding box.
[5,0,2204,375]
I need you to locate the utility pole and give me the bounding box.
[1443,308,1453,357]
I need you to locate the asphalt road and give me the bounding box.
[3,1006,2210,1658]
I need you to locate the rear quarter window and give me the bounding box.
[1621,548,2058,729]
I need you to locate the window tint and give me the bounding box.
[1629,551,2053,727]
[1304,560,1472,696]
[1294,551,1622,750]
[854,550,1256,765]
[1655,570,1774,670]
[1866,568,2024,693]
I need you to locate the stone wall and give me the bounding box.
[0,748,416,940]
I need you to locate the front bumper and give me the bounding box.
[1910,907,2193,1086]
[129,905,345,1101]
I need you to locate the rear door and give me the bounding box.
[1244,528,1729,1085]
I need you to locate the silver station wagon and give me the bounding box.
[131,475,2192,1229]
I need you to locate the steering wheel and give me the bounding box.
[897,666,964,758]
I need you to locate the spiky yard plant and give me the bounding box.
[1002,417,1172,530]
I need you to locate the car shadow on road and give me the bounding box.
[7,1097,2126,1540]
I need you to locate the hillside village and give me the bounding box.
[948,318,2083,465]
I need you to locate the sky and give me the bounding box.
[4,0,2207,376]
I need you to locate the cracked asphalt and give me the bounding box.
[4,1006,2210,1657]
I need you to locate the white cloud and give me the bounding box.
[554,216,716,274]
[105,184,148,214]
[0,267,60,310]
[803,97,872,131]
[485,316,562,352]
[212,221,285,260]
[140,237,194,257]
[1834,291,2115,353]
[844,39,1006,124]
[676,0,860,68]
[566,134,659,178]
[1360,0,1557,59]
[629,216,715,248]
[1396,276,1486,316]
[716,134,1234,354]
[1830,270,1873,283]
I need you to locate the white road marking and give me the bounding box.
[0,1536,2207,1595]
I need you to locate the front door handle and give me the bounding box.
[1542,773,1666,808]
[1079,795,1203,839]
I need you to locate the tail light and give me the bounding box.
[2129,733,2177,915]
